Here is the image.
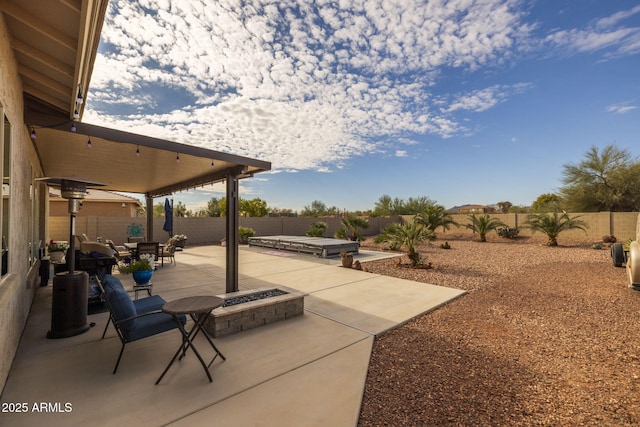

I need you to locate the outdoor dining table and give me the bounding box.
[155,296,226,384]
[123,242,166,266]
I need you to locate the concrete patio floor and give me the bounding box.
[0,245,465,426]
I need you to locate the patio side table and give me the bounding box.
[156,296,226,384]
[133,282,153,300]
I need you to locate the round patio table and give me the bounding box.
[156,296,226,384]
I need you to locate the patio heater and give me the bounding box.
[39,178,103,339]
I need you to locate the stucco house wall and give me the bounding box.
[50,200,139,217]
[0,15,47,392]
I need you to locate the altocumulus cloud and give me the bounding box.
[83,0,635,173]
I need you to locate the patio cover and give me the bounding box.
[30,119,270,198]
[28,115,271,294]
[2,0,272,292]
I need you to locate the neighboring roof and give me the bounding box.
[49,188,142,206]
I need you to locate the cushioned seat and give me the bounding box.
[97,275,186,374]
[132,295,166,313]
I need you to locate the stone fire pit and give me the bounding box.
[203,286,306,338]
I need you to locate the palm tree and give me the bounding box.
[334,215,369,241]
[524,212,587,246]
[464,214,506,242]
[375,222,435,266]
[414,205,458,233]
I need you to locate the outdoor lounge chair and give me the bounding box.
[105,239,131,260]
[159,239,176,265]
[96,275,186,374]
[80,241,113,257]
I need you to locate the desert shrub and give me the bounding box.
[592,243,603,250]
[238,226,255,244]
[335,216,369,241]
[307,221,327,237]
[407,251,422,267]
[497,226,519,239]
[440,241,451,249]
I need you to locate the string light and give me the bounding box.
[70,122,76,132]
[176,153,180,163]
[135,145,140,157]
[87,137,92,148]
[73,109,79,119]
[76,85,83,105]
[30,128,36,139]
[211,160,214,168]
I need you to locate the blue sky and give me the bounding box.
[85,0,640,213]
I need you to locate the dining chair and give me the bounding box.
[135,242,160,266]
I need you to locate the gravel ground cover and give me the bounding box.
[357,234,640,426]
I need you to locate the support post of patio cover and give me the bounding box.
[226,174,239,293]
[146,195,154,242]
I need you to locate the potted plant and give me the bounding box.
[340,251,354,268]
[47,240,69,263]
[117,253,155,285]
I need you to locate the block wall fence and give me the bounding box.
[48,212,639,247]
[404,212,640,241]
[48,216,401,245]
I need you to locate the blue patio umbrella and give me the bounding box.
[162,198,173,236]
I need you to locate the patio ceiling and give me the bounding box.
[0,0,106,119]
[31,121,271,197]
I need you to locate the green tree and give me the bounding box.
[372,195,393,216]
[464,214,506,242]
[414,205,458,233]
[372,195,437,216]
[301,200,328,217]
[404,197,437,215]
[206,197,223,217]
[174,201,187,217]
[372,194,406,216]
[240,198,269,217]
[152,203,164,217]
[497,201,513,214]
[334,215,369,241]
[560,144,640,212]
[531,193,562,212]
[524,212,587,246]
[374,222,435,266]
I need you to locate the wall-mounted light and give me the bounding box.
[121,203,126,208]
